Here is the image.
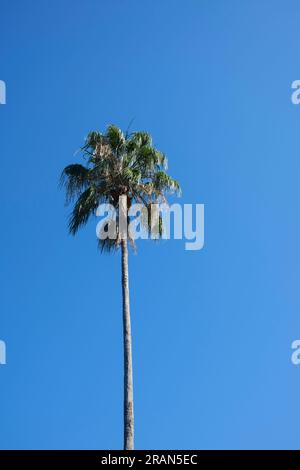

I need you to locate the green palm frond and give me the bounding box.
[97,232,120,253]
[68,187,99,235]
[60,164,89,203]
[153,171,181,195]
[83,131,102,151]
[141,204,164,238]
[106,125,125,152]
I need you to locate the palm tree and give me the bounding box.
[60,125,180,450]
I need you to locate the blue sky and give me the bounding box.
[1,0,300,449]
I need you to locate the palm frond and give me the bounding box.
[153,171,181,195]
[106,125,125,153]
[138,204,164,239]
[68,187,99,235]
[83,131,102,151]
[60,164,89,203]
[97,235,120,253]
[131,131,152,147]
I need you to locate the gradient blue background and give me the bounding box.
[1,0,300,449]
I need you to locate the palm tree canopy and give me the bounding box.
[61,125,181,250]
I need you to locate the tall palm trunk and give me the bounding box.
[121,238,134,450]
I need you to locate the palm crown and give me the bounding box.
[61,124,181,250]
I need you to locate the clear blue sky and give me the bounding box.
[0,0,300,450]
